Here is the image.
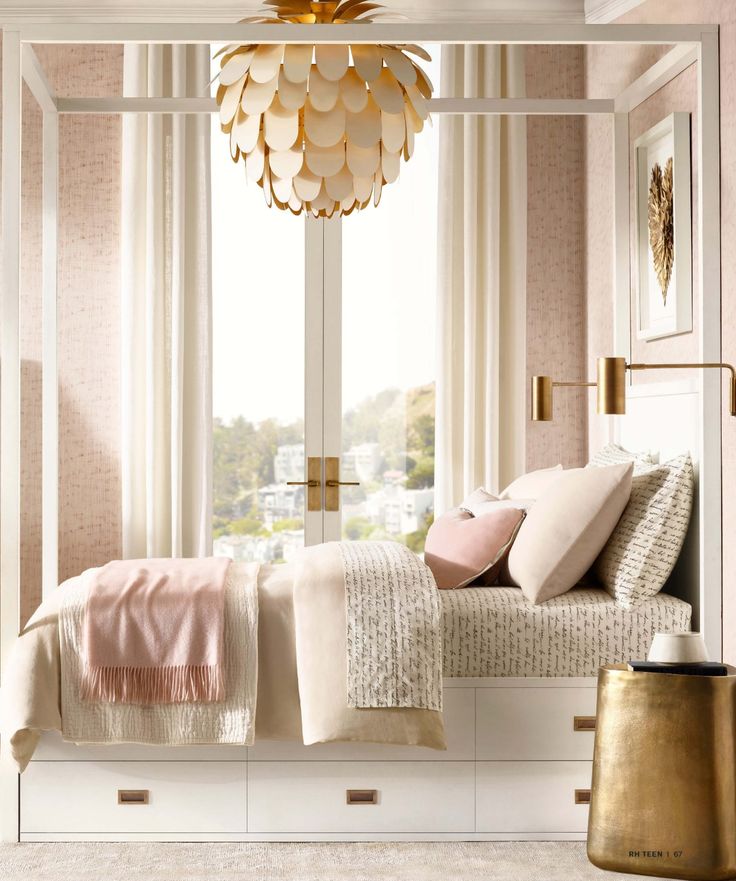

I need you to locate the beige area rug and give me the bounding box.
[0,842,676,881]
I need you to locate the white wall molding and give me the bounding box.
[0,0,586,25]
[584,0,645,24]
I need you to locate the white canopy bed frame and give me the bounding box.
[0,17,722,842]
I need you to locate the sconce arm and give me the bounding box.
[628,362,736,417]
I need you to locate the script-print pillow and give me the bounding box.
[588,442,658,475]
[594,454,694,609]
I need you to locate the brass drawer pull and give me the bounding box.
[346,789,378,805]
[573,715,596,732]
[118,789,149,805]
[575,789,591,805]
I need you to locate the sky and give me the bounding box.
[211,47,440,426]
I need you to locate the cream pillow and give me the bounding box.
[499,465,563,501]
[505,462,633,604]
[594,454,694,610]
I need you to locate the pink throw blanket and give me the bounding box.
[80,557,231,705]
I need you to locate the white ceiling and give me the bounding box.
[0,0,645,24]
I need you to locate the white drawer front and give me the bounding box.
[477,761,592,833]
[249,686,474,761]
[476,687,597,760]
[248,761,474,833]
[32,732,249,762]
[21,762,246,834]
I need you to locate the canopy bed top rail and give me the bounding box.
[4,21,718,45]
[52,96,617,115]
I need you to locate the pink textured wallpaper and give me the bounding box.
[14,46,123,623]
[585,0,736,661]
[525,46,588,471]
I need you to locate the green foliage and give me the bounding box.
[272,518,304,533]
[343,516,374,541]
[406,456,434,489]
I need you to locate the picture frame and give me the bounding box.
[634,112,692,341]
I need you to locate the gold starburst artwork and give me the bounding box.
[214,0,433,217]
[648,157,674,304]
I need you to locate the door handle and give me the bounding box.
[286,457,322,512]
[325,457,359,512]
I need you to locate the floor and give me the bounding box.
[0,842,675,880]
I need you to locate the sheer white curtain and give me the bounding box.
[121,44,213,558]
[434,45,527,515]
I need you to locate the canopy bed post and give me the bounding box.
[697,28,722,661]
[612,112,630,367]
[1,26,23,844]
[41,78,60,601]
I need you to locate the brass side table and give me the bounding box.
[587,663,736,881]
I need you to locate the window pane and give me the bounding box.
[340,47,439,552]
[211,115,305,563]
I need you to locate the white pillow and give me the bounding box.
[459,487,533,517]
[588,442,658,475]
[594,454,694,610]
[498,465,563,501]
[505,462,633,604]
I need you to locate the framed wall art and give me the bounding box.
[635,111,692,341]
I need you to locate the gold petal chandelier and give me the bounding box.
[214,0,433,217]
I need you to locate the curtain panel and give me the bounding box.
[435,45,528,515]
[121,44,213,558]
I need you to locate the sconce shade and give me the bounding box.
[531,375,553,422]
[597,357,627,415]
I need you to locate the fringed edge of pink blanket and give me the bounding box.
[80,664,225,705]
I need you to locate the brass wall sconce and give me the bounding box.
[531,375,596,422]
[532,356,736,421]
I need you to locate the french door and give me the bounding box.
[212,105,438,563]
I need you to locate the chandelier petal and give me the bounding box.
[351,44,382,82]
[381,46,416,86]
[381,109,405,153]
[264,95,300,150]
[241,73,279,115]
[381,146,400,183]
[346,140,381,177]
[282,43,313,83]
[245,131,266,182]
[353,174,373,202]
[219,49,255,86]
[414,64,433,99]
[339,67,369,113]
[271,172,294,203]
[308,65,341,111]
[233,107,262,154]
[325,163,354,201]
[294,166,323,202]
[400,43,432,62]
[219,77,246,127]
[269,143,305,179]
[278,68,309,109]
[304,98,346,147]
[404,82,429,120]
[369,68,405,114]
[315,44,350,81]
[345,93,381,148]
[250,44,285,82]
[304,138,346,177]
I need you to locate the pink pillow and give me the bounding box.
[424,507,526,590]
